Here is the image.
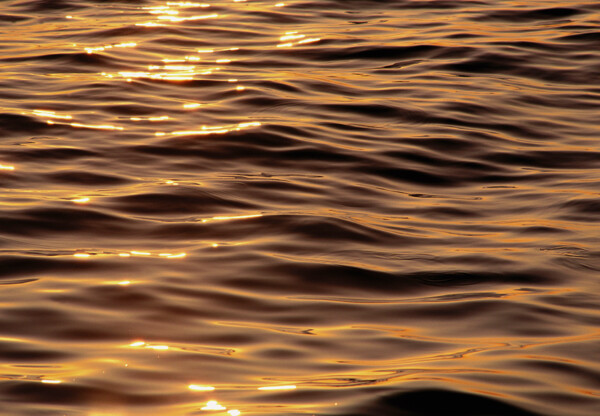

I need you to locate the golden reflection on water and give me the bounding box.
[201,401,226,411]
[47,120,125,131]
[137,3,216,27]
[71,197,91,204]
[155,122,261,137]
[257,385,297,391]
[3,1,598,415]
[81,42,137,55]
[73,251,187,259]
[201,214,263,223]
[188,384,216,392]
[277,31,321,48]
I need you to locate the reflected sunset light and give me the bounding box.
[2,1,598,415]
[258,385,297,391]
[155,121,261,137]
[201,401,226,411]
[188,384,215,391]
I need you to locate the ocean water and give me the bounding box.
[0,0,599,415]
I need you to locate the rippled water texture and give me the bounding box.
[0,0,599,415]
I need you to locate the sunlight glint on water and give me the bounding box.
[0,0,599,415]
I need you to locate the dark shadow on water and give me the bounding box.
[340,389,541,416]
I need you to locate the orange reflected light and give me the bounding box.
[258,385,296,391]
[129,116,169,121]
[71,197,90,204]
[128,341,169,350]
[167,2,210,6]
[147,345,169,350]
[70,122,124,131]
[159,252,187,258]
[136,22,167,27]
[149,9,179,15]
[41,379,62,384]
[110,69,215,81]
[73,253,91,258]
[202,401,226,411]
[155,121,261,137]
[202,214,262,223]
[188,384,215,391]
[84,42,136,54]
[277,31,320,48]
[0,164,15,171]
[298,38,320,45]
[156,13,218,22]
[32,110,73,120]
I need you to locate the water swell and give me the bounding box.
[0,0,599,415]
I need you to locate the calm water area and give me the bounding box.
[0,0,599,415]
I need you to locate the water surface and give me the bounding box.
[0,0,599,415]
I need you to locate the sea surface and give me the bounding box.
[0,0,599,415]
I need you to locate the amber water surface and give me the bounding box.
[1,1,599,415]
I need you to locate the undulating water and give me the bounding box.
[0,0,599,415]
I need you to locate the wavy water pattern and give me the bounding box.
[0,0,599,415]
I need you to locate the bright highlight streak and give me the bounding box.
[167,2,210,6]
[183,103,202,109]
[0,164,15,171]
[32,110,73,120]
[129,341,145,347]
[258,385,297,391]
[73,253,91,258]
[130,116,169,121]
[157,121,261,137]
[298,38,321,45]
[157,13,217,22]
[203,214,262,223]
[71,197,90,204]
[71,122,124,131]
[202,401,226,411]
[228,411,241,416]
[41,380,62,384]
[280,34,304,42]
[188,385,215,391]
[147,345,169,350]
[136,22,167,27]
